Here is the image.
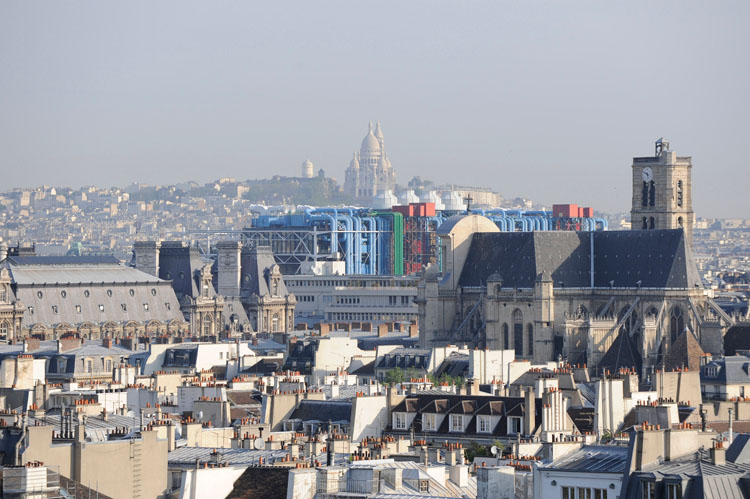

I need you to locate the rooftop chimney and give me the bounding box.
[711,441,726,466]
[524,387,536,436]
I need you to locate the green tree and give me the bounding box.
[384,367,404,385]
[464,442,492,462]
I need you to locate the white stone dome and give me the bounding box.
[349,153,359,169]
[361,131,381,154]
[301,159,314,178]
[373,190,397,210]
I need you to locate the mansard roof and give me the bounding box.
[389,393,542,437]
[157,242,212,299]
[240,246,289,298]
[458,229,701,290]
[5,258,183,326]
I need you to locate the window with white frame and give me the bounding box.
[562,488,608,499]
[394,413,407,430]
[450,414,463,432]
[508,416,523,435]
[666,483,682,499]
[423,413,437,431]
[478,415,492,433]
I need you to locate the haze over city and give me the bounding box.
[1,1,749,217]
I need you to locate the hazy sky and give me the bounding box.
[1,1,748,217]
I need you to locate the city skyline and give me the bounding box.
[1,2,748,219]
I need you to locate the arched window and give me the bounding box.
[202,314,213,336]
[648,181,655,206]
[642,217,648,230]
[678,216,684,228]
[272,313,280,332]
[670,307,684,344]
[649,217,655,230]
[0,321,9,339]
[676,180,683,207]
[502,323,509,350]
[513,309,523,356]
[642,181,649,207]
[527,324,534,357]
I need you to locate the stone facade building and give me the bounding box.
[417,141,732,378]
[344,121,396,200]
[135,241,231,337]
[0,267,26,341]
[0,248,187,341]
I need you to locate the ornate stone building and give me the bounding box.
[134,241,296,334]
[0,266,25,341]
[215,242,295,333]
[344,121,396,199]
[134,241,240,336]
[0,246,187,341]
[417,141,732,378]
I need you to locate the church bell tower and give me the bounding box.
[631,138,694,246]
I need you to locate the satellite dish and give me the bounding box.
[254,438,265,450]
[490,446,499,456]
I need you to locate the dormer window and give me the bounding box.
[705,366,719,377]
[508,416,523,435]
[423,413,437,431]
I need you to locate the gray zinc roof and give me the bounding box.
[540,445,628,473]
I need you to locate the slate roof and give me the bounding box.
[376,348,431,370]
[157,242,213,299]
[701,354,750,385]
[240,246,289,298]
[624,451,750,499]
[225,466,290,499]
[723,325,750,356]
[4,256,121,266]
[433,353,469,378]
[350,361,375,375]
[389,394,542,438]
[243,358,283,375]
[6,259,183,326]
[727,434,750,464]
[288,400,352,424]
[663,331,705,371]
[598,330,643,373]
[567,407,595,434]
[458,229,701,289]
